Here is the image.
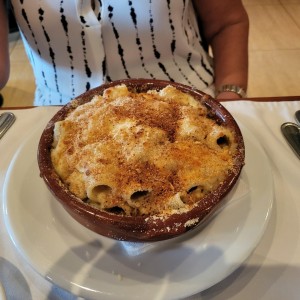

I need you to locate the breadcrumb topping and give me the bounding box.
[51,84,238,217]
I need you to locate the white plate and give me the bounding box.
[2,122,273,300]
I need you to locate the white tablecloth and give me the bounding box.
[0,101,299,300]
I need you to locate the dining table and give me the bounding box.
[0,95,299,300]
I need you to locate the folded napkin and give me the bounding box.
[0,100,299,300]
[0,107,76,300]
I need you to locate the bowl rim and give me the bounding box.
[37,78,245,241]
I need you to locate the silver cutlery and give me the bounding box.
[0,281,7,300]
[281,111,300,159]
[0,112,16,140]
[295,110,300,125]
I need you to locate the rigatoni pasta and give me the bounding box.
[51,84,238,217]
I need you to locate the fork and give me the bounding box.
[281,110,300,159]
[295,110,300,125]
[0,112,16,140]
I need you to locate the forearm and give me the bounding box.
[0,0,10,89]
[211,15,249,99]
[193,0,249,99]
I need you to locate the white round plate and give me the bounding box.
[2,122,273,300]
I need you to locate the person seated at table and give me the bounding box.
[0,1,9,103]
[0,0,249,106]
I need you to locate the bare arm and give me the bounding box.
[0,0,10,89]
[193,0,249,99]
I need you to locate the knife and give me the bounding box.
[295,110,300,125]
[0,112,16,140]
[281,122,300,159]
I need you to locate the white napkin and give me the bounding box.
[0,101,299,300]
[0,107,77,300]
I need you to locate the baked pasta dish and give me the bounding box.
[50,84,240,217]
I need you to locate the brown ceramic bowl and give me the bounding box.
[37,79,245,242]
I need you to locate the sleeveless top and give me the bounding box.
[10,0,214,105]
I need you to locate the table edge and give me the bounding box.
[1,96,299,110]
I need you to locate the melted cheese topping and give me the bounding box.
[51,84,238,216]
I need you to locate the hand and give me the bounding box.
[216,91,244,100]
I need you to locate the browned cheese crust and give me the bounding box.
[51,85,238,217]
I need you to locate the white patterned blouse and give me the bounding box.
[10,0,214,105]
